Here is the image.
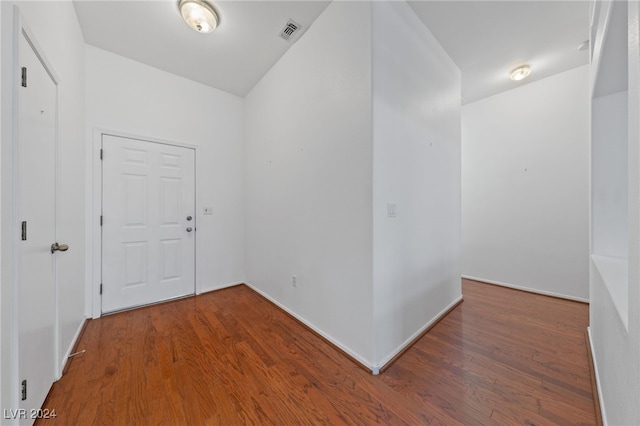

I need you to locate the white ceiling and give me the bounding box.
[73,1,331,97]
[73,0,590,102]
[408,1,590,103]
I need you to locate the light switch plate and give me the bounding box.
[387,203,397,218]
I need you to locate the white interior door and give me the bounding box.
[102,135,196,313]
[17,29,58,418]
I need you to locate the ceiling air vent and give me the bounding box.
[279,19,301,42]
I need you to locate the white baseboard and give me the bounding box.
[462,275,589,303]
[587,327,608,426]
[58,318,88,379]
[373,295,463,372]
[244,282,375,372]
[197,281,244,295]
[245,283,463,375]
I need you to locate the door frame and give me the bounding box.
[90,129,198,318]
[10,5,62,408]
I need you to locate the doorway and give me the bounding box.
[101,134,196,313]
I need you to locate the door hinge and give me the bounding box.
[21,379,27,401]
[100,215,103,226]
[21,221,27,241]
[21,67,27,87]
[100,149,103,160]
[100,284,103,295]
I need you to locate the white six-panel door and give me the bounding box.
[101,135,195,313]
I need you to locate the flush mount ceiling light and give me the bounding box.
[509,65,531,81]
[179,0,218,33]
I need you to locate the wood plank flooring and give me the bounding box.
[37,279,596,425]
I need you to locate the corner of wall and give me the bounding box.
[371,0,462,365]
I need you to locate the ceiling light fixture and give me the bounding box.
[179,0,218,33]
[509,65,531,81]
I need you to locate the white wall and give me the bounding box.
[245,0,462,369]
[85,46,245,313]
[592,91,628,259]
[1,0,86,413]
[245,1,375,365]
[371,1,461,365]
[0,0,5,413]
[589,2,640,424]
[462,65,590,301]
[591,90,629,328]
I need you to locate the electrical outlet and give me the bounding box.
[292,275,297,288]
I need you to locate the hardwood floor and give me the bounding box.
[38,279,596,425]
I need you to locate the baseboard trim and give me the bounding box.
[197,281,244,295]
[376,295,463,374]
[243,283,464,376]
[60,318,90,377]
[462,275,589,304]
[243,283,374,373]
[43,319,90,412]
[586,327,606,425]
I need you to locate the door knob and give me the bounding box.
[186,227,193,232]
[186,216,192,221]
[51,242,69,253]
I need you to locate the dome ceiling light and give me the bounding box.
[509,65,532,81]
[179,0,219,33]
